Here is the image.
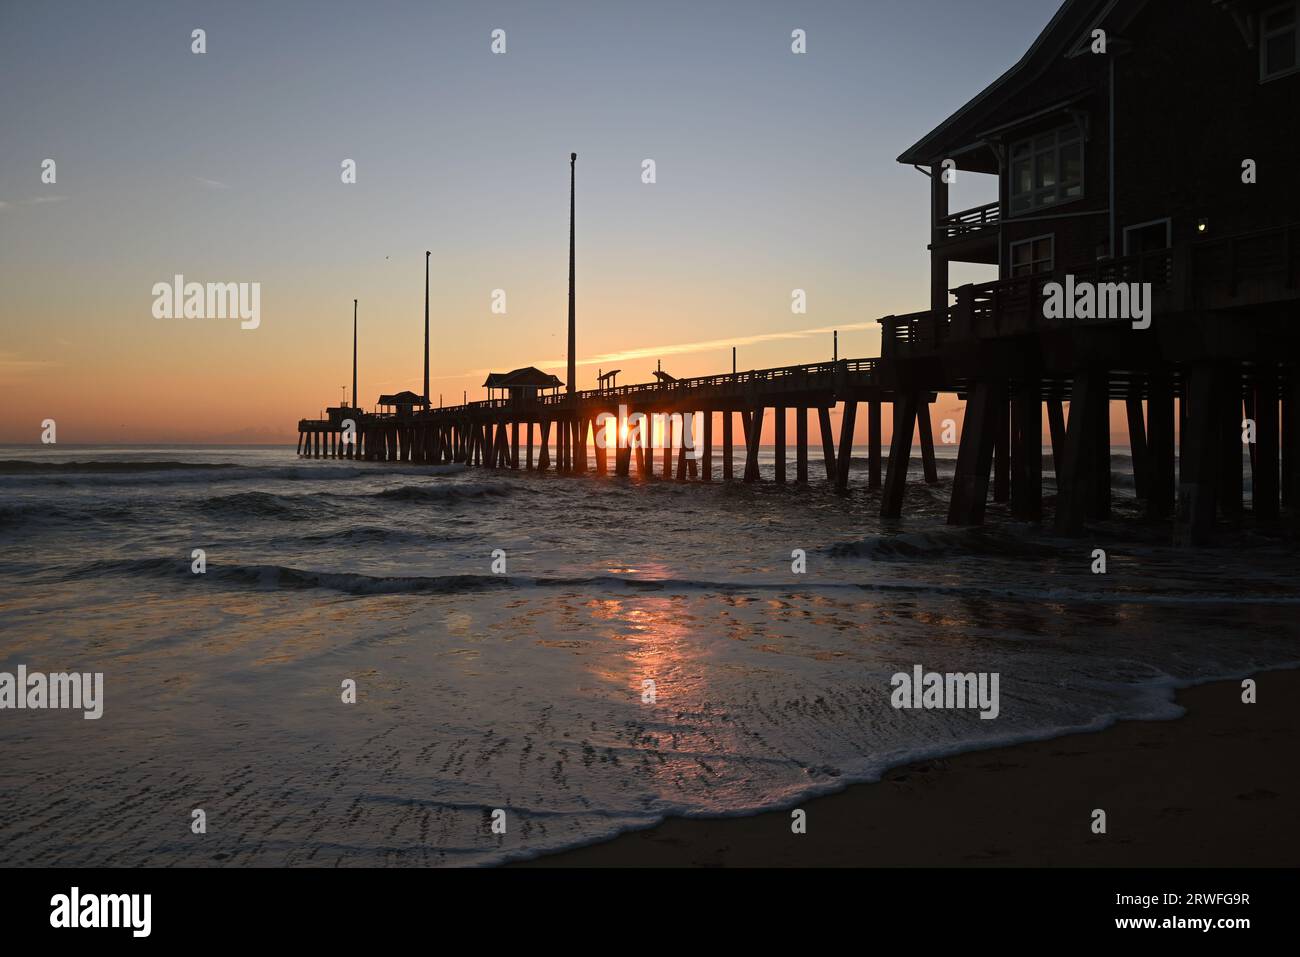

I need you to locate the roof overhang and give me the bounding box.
[897,0,1105,167]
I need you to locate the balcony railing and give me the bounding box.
[880,248,1180,356]
[938,202,1000,240]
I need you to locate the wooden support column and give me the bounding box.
[1047,399,1066,478]
[1253,367,1279,520]
[1245,390,1257,477]
[1284,369,1300,511]
[1090,383,1110,520]
[723,411,735,481]
[992,397,1010,503]
[917,400,938,484]
[1179,386,1189,484]
[817,407,836,482]
[868,399,882,489]
[1126,386,1150,500]
[834,401,857,494]
[702,411,714,482]
[744,407,765,482]
[634,421,648,476]
[1219,365,1243,520]
[1147,371,1175,519]
[881,391,918,518]
[593,417,607,475]
[660,416,671,478]
[948,381,1000,526]
[795,407,808,484]
[1054,372,1102,535]
[296,431,303,456]
[615,421,632,476]
[1177,361,1220,545]
[526,422,534,470]
[573,419,587,473]
[1010,383,1042,521]
[538,420,551,470]
[511,421,520,469]
[774,407,787,484]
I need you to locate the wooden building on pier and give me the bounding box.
[881,0,1299,542]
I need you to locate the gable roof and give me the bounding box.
[377,390,427,406]
[896,0,1108,167]
[482,366,563,389]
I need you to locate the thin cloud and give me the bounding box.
[192,176,231,190]
[0,351,58,375]
[461,321,881,378]
[0,195,68,209]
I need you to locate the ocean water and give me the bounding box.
[1,444,1296,866]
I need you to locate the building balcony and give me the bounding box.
[882,221,1300,359]
[932,201,1000,265]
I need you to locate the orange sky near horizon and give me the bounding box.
[2,0,1152,449]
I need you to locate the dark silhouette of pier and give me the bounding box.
[298,0,1300,545]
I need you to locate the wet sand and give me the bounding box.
[516,670,1299,867]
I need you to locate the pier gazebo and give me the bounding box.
[483,367,563,404]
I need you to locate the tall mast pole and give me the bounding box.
[424,251,431,406]
[567,152,577,394]
[352,299,358,409]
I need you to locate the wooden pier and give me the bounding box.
[298,0,1300,545]
[297,358,939,509]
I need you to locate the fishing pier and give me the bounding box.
[298,0,1300,545]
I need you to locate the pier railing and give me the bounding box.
[405,359,881,418]
[938,201,1000,240]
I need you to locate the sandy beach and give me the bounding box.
[518,669,1299,867]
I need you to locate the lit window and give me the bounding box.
[1261,2,1299,80]
[1009,235,1054,277]
[1008,126,1084,214]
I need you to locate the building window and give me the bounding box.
[1261,2,1299,81]
[1009,126,1083,214]
[1009,235,1054,277]
[1123,218,1172,255]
